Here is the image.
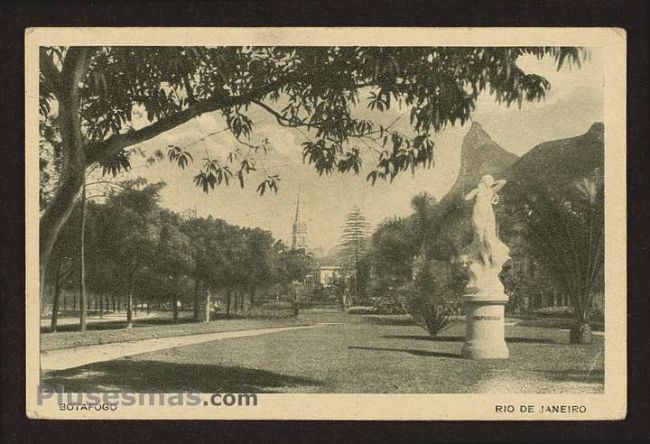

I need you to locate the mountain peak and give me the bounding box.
[588,122,604,135]
[460,122,518,173]
[464,121,493,147]
[435,123,518,213]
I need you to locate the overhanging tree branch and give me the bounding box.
[84,73,310,166]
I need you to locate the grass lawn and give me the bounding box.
[41,315,310,352]
[43,311,604,394]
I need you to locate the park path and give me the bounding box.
[41,324,326,372]
[40,311,192,328]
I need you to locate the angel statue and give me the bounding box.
[463,175,510,294]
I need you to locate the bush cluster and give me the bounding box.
[346,306,378,315]
[233,308,296,319]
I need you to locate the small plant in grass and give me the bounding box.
[404,283,450,335]
[346,306,378,315]
[404,257,464,336]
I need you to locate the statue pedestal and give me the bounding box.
[461,293,509,360]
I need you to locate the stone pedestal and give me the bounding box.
[461,293,509,359]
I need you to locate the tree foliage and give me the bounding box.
[337,206,370,270]
[43,177,313,326]
[510,169,604,338]
[40,46,585,191]
[38,45,586,297]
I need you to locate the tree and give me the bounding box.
[511,169,604,343]
[180,216,217,322]
[337,207,371,303]
[95,181,164,328]
[370,217,417,291]
[154,210,195,323]
[338,207,369,266]
[44,208,81,332]
[38,46,586,293]
[410,192,437,257]
[271,240,312,300]
[338,207,369,257]
[241,228,275,307]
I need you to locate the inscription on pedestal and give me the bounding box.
[473,315,501,321]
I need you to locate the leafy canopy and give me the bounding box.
[40,46,585,194]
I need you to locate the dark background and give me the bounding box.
[1,1,648,442]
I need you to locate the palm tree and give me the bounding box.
[409,192,436,258]
[407,192,455,336]
[515,169,604,343]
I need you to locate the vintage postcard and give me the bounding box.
[26,27,626,420]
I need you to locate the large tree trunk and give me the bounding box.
[78,179,88,333]
[172,295,178,324]
[232,290,239,315]
[570,322,593,344]
[204,289,211,323]
[50,259,64,332]
[570,299,594,344]
[249,287,257,308]
[193,278,201,321]
[126,274,134,329]
[225,290,232,318]
[39,48,92,302]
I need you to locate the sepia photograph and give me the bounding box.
[24,27,627,420]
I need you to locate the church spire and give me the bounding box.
[291,192,307,251]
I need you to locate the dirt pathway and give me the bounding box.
[41,325,326,371]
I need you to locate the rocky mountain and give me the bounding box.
[436,122,519,217]
[430,121,604,258]
[507,122,604,188]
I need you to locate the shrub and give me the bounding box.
[259,300,294,310]
[235,308,296,319]
[401,258,464,336]
[590,307,604,322]
[372,299,409,315]
[346,306,378,315]
[361,314,415,325]
[402,283,451,335]
[532,305,574,317]
[297,301,341,310]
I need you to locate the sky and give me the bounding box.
[109,47,604,254]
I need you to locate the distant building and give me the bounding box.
[291,195,308,251]
[317,266,342,287]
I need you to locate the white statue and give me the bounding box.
[463,175,510,294]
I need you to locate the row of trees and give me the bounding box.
[44,180,312,332]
